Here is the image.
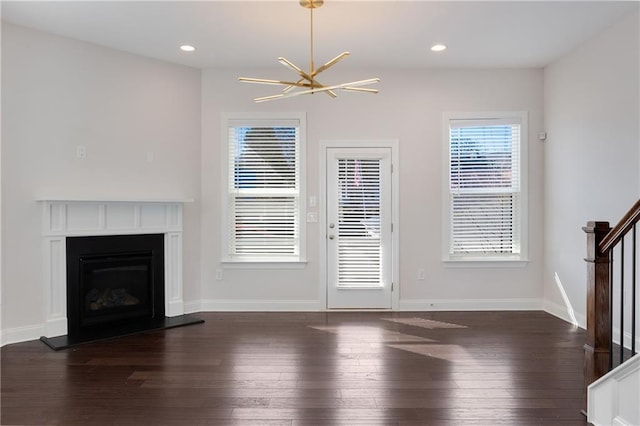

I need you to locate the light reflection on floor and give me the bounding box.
[382,317,469,329]
[309,323,476,363]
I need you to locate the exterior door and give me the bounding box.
[326,147,392,308]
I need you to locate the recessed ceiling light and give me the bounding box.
[180,45,196,52]
[430,44,447,52]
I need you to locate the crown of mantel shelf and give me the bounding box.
[37,197,195,203]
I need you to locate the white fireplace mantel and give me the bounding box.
[39,198,192,338]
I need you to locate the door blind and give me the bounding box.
[228,125,300,257]
[337,159,382,288]
[449,121,521,255]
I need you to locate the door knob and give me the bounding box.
[329,235,335,240]
[329,223,335,229]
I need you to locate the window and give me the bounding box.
[222,113,306,264]
[444,112,527,263]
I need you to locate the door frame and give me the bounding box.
[319,139,400,310]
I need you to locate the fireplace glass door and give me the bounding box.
[80,253,153,328]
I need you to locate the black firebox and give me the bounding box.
[66,234,165,338]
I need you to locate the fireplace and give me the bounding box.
[39,199,203,350]
[66,234,165,337]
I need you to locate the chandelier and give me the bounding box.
[238,0,380,103]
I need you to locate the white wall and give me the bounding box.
[10,15,608,342]
[201,67,545,310]
[543,11,640,327]
[1,24,202,342]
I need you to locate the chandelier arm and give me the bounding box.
[340,87,379,93]
[278,58,315,83]
[283,78,306,93]
[311,52,350,77]
[254,78,379,103]
[283,77,337,98]
[238,77,314,88]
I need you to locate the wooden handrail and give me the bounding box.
[600,198,640,253]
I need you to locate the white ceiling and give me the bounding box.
[2,1,637,70]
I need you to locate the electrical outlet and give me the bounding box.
[418,268,426,280]
[215,269,223,281]
[76,145,86,159]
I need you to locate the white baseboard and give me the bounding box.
[166,300,185,317]
[0,323,45,347]
[612,328,640,351]
[543,300,586,329]
[200,298,544,313]
[183,300,202,314]
[544,301,640,349]
[199,299,321,312]
[44,317,67,338]
[613,416,633,426]
[399,298,543,311]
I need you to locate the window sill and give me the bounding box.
[443,258,529,268]
[221,259,308,269]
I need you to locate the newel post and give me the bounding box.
[582,221,612,412]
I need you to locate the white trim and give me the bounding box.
[399,298,543,311]
[441,111,529,262]
[37,198,195,203]
[443,259,529,268]
[588,354,640,426]
[543,300,586,329]
[0,324,46,347]
[612,417,632,426]
[545,300,640,350]
[220,112,307,265]
[614,330,640,352]
[221,260,308,269]
[200,299,321,312]
[319,139,400,311]
[183,300,202,314]
[165,232,185,317]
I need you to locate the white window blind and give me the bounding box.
[227,120,301,259]
[337,159,382,288]
[448,117,522,257]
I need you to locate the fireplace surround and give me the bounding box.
[39,199,199,348]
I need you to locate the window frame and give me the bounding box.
[442,111,528,266]
[221,112,307,267]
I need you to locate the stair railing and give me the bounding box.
[583,198,640,412]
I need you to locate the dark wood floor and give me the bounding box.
[1,311,588,425]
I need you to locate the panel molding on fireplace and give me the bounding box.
[39,199,191,338]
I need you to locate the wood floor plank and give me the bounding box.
[1,311,588,425]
